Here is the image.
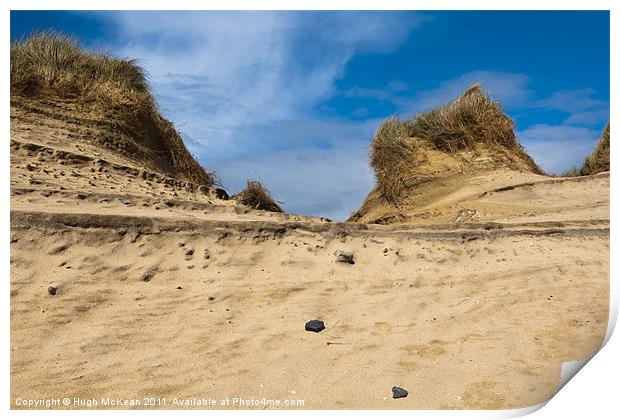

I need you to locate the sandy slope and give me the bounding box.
[10,99,610,409]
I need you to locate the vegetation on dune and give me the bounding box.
[369,117,420,204]
[10,31,215,187]
[370,83,542,203]
[407,83,523,154]
[580,122,610,176]
[234,181,283,213]
[558,166,582,177]
[11,32,150,97]
[557,123,610,177]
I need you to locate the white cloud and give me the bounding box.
[518,124,600,174]
[536,88,609,126]
[207,117,379,221]
[100,11,425,159]
[90,11,426,219]
[214,141,374,221]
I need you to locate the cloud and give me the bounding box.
[213,137,375,221]
[536,88,609,125]
[518,124,600,173]
[87,11,425,219]
[98,11,425,156]
[205,117,379,221]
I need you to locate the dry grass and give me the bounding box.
[11,31,215,187]
[370,84,542,202]
[558,166,582,177]
[405,84,528,154]
[581,123,610,176]
[234,181,283,212]
[370,117,422,203]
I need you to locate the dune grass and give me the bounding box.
[558,166,582,177]
[580,122,610,176]
[234,181,283,213]
[369,117,420,203]
[406,84,521,153]
[11,31,215,187]
[370,84,541,202]
[11,31,150,99]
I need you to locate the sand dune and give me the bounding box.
[10,63,609,409]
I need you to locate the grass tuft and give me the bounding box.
[234,181,283,212]
[580,122,610,176]
[558,166,582,177]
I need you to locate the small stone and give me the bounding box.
[392,386,408,399]
[305,320,325,333]
[214,188,230,200]
[47,286,58,296]
[334,250,354,264]
[176,286,182,290]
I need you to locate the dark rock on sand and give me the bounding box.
[214,188,230,200]
[47,286,58,296]
[392,386,408,399]
[305,320,325,333]
[334,250,355,264]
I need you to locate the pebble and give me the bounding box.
[392,386,408,399]
[305,320,325,333]
[334,250,354,264]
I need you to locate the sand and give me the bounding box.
[10,98,610,409]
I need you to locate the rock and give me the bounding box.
[214,188,230,200]
[392,386,408,399]
[305,319,325,333]
[334,250,354,264]
[47,286,58,296]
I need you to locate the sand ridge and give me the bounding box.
[10,94,610,410]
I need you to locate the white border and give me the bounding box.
[2,1,616,419]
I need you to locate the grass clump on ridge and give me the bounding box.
[558,166,582,177]
[11,31,150,97]
[10,31,215,187]
[370,117,420,203]
[370,83,542,203]
[234,181,283,213]
[580,122,610,176]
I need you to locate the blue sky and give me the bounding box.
[11,11,610,220]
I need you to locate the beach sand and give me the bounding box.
[10,97,609,409]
